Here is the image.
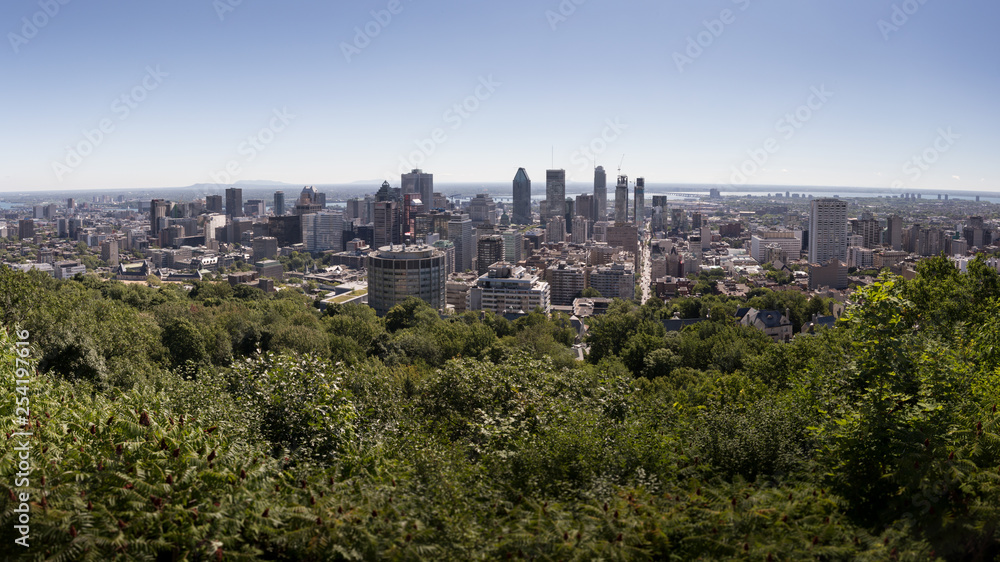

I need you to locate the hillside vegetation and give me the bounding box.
[3,255,1000,560]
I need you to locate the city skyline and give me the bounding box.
[3,1,998,192]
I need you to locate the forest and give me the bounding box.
[2,255,1000,560]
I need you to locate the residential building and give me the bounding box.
[808,198,848,265]
[589,262,635,300]
[468,263,550,314]
[737,308,793,343]
[549,261,586,306]
[750,230,801,263]
[476,235,505,274]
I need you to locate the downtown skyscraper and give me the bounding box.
[512,168,531,225]
[273,191,285,216]
[614,175,628,224]
[225,187,243,219]
[545,169,565,221]
[594,166,607,221]
[402,169,434,213]
[634,177,645,224]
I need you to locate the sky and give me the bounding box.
[1,0,998,192]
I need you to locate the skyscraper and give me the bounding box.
[225,188,243,219]
[808,198,848,265]
[887,215,903,251]
[634,177,645,224]
[448,214,475,273]
[575,194,595,223]
[476,235,505,274]
[401,169,434,213]
[545,169,565,221]
[856,211,881,249]
[374,200,399,249]
[594,166,607,221]
[206,194,223,214]
[150,199,169,236]
[614,175,628,224]
[273,191,285,216]
[302,211,344,253]
[512,168,532,225]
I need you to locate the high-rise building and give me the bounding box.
[150,199,170,236]
[374,200,399,249]
[886,215,902,251]
[100,238,119,268]
[244,199,265,216]
[252,236,279,260]
[545,169,565,221]
[468,263,550,314]
[273,191,285,216]
[500,228,523,264]
[549,262,586,306]
[855,211,882,249]
[66,198,75,213]
[476,234,505,274]
[634,177,645,224]
[576,193,596,223]
[545,215,566,244]
[572,216,589,244]
[432,239,456,275]
[614,175,628,224]
[294,186,324,215]
[448,214,475,273]
[225,188,243,219]
[206,194,223,214]
[594,166,607,221]
[589,262,635,300]
[401,169,434,213]
[18,219,34,241]
[468,193,497,225]
[512,168,532,225]
[302,211,344,253]
[750,230,801,262]
[367,244,447,316]
[808,198,848,265]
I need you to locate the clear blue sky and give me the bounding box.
[2,0,997,192]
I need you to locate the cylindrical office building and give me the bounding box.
[367,245,447,316]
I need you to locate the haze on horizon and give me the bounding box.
[2,0,998,193]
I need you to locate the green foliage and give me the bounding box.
[6,256,1000,558]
